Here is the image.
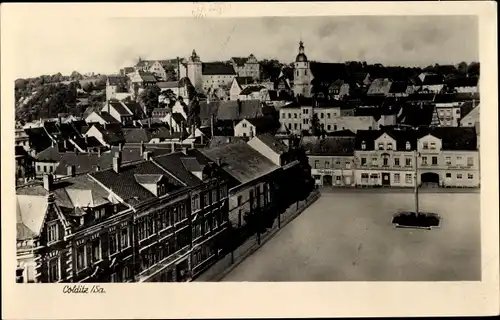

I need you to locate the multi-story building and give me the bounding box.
[305,137,356,187]
[106,76,132,102]
[417,127,479,187]
[16,148,233,283]
[229,54,260,80]
[279,102,302,135]
[354,129,418,187]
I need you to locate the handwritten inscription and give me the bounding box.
[62,285,106,294]
[192,3,227,18]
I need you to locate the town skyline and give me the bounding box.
[12,16,478,79]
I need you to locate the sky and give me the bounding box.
[10,15,478,79]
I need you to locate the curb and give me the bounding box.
[202,192,321,282]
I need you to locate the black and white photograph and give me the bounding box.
[2,2,498,319]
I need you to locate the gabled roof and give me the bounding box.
[420,73,444,86]
[137,71,158,82]
[36,146,63,162]
[208,136,248,148]
[326,129,356,137]
[418,127,477,150]
[355,129,417,151]
[152,152,203,187]
[199,100,263,125]
[240,86,265,96]
[231,57,249,66]
[200,143,279,184]
[244,117,276,134]
[367,78,392,95]
[389,81,408,94]
[235,77,255,88]
[252,133,289,155]
[202,63,236,76]
[90,123,125,145]
[90,160,182,206]
[304,137,356,156]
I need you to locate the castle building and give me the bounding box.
[229,54,260,80]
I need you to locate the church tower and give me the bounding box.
[293,41,311,98]
[187,49,203,92]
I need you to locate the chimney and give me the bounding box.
[237,99,242,115]
[148,118,151,128]
[201,133,204,145]
[171,142,176,153]
[67,165,75,177]
[140,141,145,155]
[143,151,151,161]
[182,147,187,155]
[113,152,122,173]
[43,174,54,191]
[104,123,108,130]
[216,157,221,166]
[119,143,123,151]
[84,135,88,144]
[63,140,68,150]
[98,148,102,157]
[95,165,100,172]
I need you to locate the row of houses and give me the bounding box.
[304,127,479,188]
[16,134,311,283]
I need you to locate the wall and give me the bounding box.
[202,75,235,93]
[247,138,281,166]
[228,181,271,229]
[279,108,302,134]
[85,126,108,147]
[234,120,254,138]
[332,116,378,133]
[229,80,242,100]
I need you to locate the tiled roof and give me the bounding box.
[245,117,276,134]
[367,78,392,95]
[208,136,247,148]
[434,93,480,104]
[421,73,444,85]
[202,63,236,76]
[240,86,265,95]
[152,152,202,187]
[389,81,408,94]
[91,123,125,145]
[90,160,180,206]
[36,146,63,162]
[398,103,435,128]
[108,75,128,86]
[199,100,263,125]
[172,112,186,124]
[134,174,164,185]
[304,137,356,156]
[200,143,279,184]
[231,57,248,66]
[459,101,476,120]
[108,101,132,116]
[235,77,255,88]
[99,112,120,123]
[253,133,288,155]
[138,71,158,82]
[326,129,356,137]
[445,76,479,88]
[418,127,477,150]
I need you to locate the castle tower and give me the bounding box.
[187,49,203,92]
[293,41,311,97]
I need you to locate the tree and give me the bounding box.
[186,96,201,129]
[94,75,108,88]
[15,79,27,90]
[70,71,84,81]
[457,62,468,76]
[467,62,480,76]
[82,81,95,93]
[139,85,161,117]
[310,113,321,136]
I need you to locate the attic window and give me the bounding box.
[361,141,366,150]
[405,141,411,150]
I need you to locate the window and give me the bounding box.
[320,113,324,119]
[333,125,337,131]
[378,143,384,150]
[294,123,298,130]
[288,113,291,119]
[361,173,369,183]
[76,246,86,270]
[432,156,438,165]
[281,113,285,119]
[325,161,330,169]
[109,232,119,255]
[405,174,412,184]
[445,156,452,165]
[345,161,351,169]
[394,158,400,166]
[212,189,218,203]
[467,157,473,166]
[327,113,331,119]
[44,166,47,173]
[327,125,331,130]
[288,123,292,129]
[361,141,366,150]
[294,113,297,118]
[392,173,400,184]
[405,141,411,150]
[37,165,41,172]
[371,157,377,166]
[191,194,200,212]
[220,185,227,198]
[421,156,428,165]
[430,142,436,150]
[423,142,429,149]
[47,258,60,282]
[110,273,118,282]
[457,173,463,179]
[387,143,393,150]
[314,160,319,169]
[91,238,101,262]
[383,158,388,166]
[47,222,59,243]
[121,227,129,249]
[361,158,367,166]
[468,174,473,180]
[446,173,451,178]
[203,193,209,208]
[405,157,412,167]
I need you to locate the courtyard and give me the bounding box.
[221,189,481,281]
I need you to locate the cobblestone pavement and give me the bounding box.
[221,191,480,281]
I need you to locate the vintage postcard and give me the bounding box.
[1,1,498,319]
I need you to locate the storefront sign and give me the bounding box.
[315,169,335,175]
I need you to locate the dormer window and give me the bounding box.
[387,143,393,150]
[405,141,411,150]
[430,142,436,150]
[423,142,429,149]
[378,143,384,150]
[361,141,366,150]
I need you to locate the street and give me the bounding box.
[221,190,481,281]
